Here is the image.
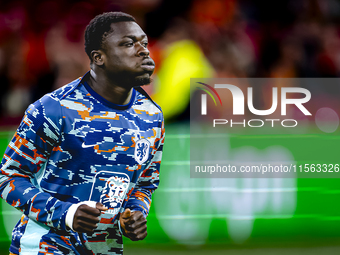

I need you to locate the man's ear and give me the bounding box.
[91,50,105,66]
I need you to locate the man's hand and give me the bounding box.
[119,208,147,241]
[72,202,107,233]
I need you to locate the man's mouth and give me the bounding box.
[140,59,155,71]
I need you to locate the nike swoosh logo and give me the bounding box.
[82,142,96,148]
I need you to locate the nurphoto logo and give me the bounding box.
[197,82,312,128]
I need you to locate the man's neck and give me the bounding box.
[88,70,133,105]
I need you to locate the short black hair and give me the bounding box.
[84,12,136,62]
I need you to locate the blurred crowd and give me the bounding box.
[1,0,340,126]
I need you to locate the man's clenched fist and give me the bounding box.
[72,202,107,233]
[119,208,147,241]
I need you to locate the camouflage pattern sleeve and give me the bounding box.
[0,96,72,231]
[125,118,165,218]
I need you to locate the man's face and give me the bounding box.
[100,21,155,86]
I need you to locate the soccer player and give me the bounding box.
[0,12,164,255]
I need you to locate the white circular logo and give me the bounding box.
[134,138,150,164]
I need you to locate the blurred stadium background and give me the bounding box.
[0,0,340,254]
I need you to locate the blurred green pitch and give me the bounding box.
[0,123,340,254]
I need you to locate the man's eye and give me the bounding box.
[125,42,134,47]
[142,42,148,47]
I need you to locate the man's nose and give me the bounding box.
[137,43,150,57]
